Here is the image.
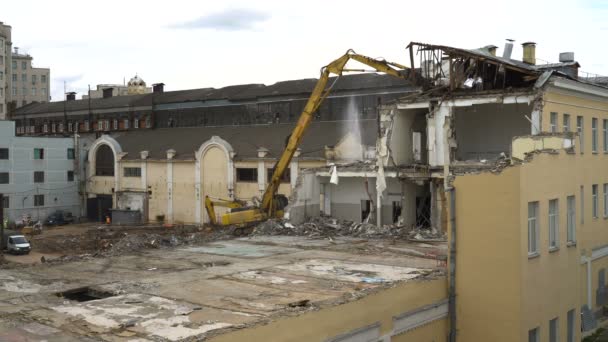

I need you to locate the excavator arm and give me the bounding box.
[212,50,410,226]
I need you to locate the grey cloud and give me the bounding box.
[170,9,270,31]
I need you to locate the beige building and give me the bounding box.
[0,21,50,119]
[82,75,152,99]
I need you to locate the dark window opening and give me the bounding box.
[34,171,44,183]
[34,148,44,159]
[67,148,75,160]
[0,148,8,159]
[2,196,8,209]
[236,168,257,182]
[34,194,44,206]
[361,200,372,222]
[392,201,402,224]
[0,172,8,184]
[67,171,74,182]
[416,195,431,227]
[267,167,290,183]
[124,167,141,177]
[95,145,114,176]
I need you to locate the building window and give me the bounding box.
[34,148,44,159]
[51,123,56,133]
[41,88,47,96]
[593,184,599,218]
[0,104,2,113]
[67,148,75,160]
[84,120,90,131]
[123,167,142,177]
[95,145,115,176]
[133,118,139,129]
[31,87,36,96]
[236,168,257,182]
[550,112,558,132]
[21,74,26,82]
[12,87,16,96]
[67,171,74,182]
[549,317,558,342]
[12,60,16,70]
[0,71,2,80]
[2,196,8,209]
[11,73,16,82]
[43,123,48,133]
[549,199,559,250]
[145,116,151,128]
[567,195,576,244]
[528,327,539,342]
[58,123,64,132]
[123,119,130,129]
[567,309,575,342]
[41,75,46,83]
[267,168,290,183]
[68,122,73,132]
[0,148,8,159]
[392,201,402,223]
[581,185,585,225]
[577,116,584,153]
[22,87,26,96]
[32,75,37,83]
[34,171,45,183]
[0,56,2,65]
[0,172,9,184]
[113,119,118,130]
[592,118,598,153]
[21,61,26,69]
[34,194,44,207]
[528,201,539,256]
[604,120,608,153]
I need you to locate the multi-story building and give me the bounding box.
[0,21,12,119]
[0,21,50,119]
[0,121,79,223]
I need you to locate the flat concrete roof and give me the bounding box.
[0,235,445,341]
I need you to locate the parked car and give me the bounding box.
[44,210,74,226]
[2,230,31,255]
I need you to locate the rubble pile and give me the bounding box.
[252,217,445,241]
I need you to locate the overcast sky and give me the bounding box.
[3,0,607,101]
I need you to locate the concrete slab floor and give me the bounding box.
[0,235,446,341]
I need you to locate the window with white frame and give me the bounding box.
[567,195,576,244]
[528,201,539,256]
[550,112,558,132]
[133,118,139,129]
[43,123,48,133]
[51,122,56,133]
[593,184,599,219]
[124,119,130,129]
[68,122,73,132]
[577,116,584,153]
[58,123,64,132]
[549,199,559,249]
[113,119,118,130]
[84,120,90,131]
[592,118,598,153]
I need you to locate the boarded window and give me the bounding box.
[95,145,115,176]
[124,167,142,177]
[34,171,44,183]
[0,148,8,159]
[236,168,257,182]
[267,168,290,183]
[0,172,8,184]
[34,194,44,206]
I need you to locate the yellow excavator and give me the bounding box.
[205,49,410,228]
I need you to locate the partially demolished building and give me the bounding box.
[290,40,608,340]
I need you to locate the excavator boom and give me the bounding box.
[212,50,410,226]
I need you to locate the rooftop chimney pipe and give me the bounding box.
[152,83,165,93]
[486,45,498,56]
[14,46,19,55]
[502,39,514,59]
[522,42,536,65]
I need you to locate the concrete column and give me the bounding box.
[257,160,266,196]
[194,158,201,225]
[167,160,173,224]
[290,160,299,189]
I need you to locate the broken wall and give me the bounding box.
[286,172,321,224]
[454,103,532,160]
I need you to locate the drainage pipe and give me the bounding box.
[448,187,457,342]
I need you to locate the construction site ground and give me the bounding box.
[0,222,446,341]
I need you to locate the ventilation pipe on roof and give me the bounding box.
[522,42,536,65]
[502,39,514,59]
[66,92,76,101]
[486,45,498,56]
[152,83,165,93]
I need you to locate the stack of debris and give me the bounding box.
[252,217,445,241]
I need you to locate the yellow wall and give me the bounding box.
[120,161,143,190]
[146,161,168,222]
[452,167,522,342]
[208,278,447,342]
[172,162,196,224]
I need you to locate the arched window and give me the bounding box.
[95,145,114,176]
